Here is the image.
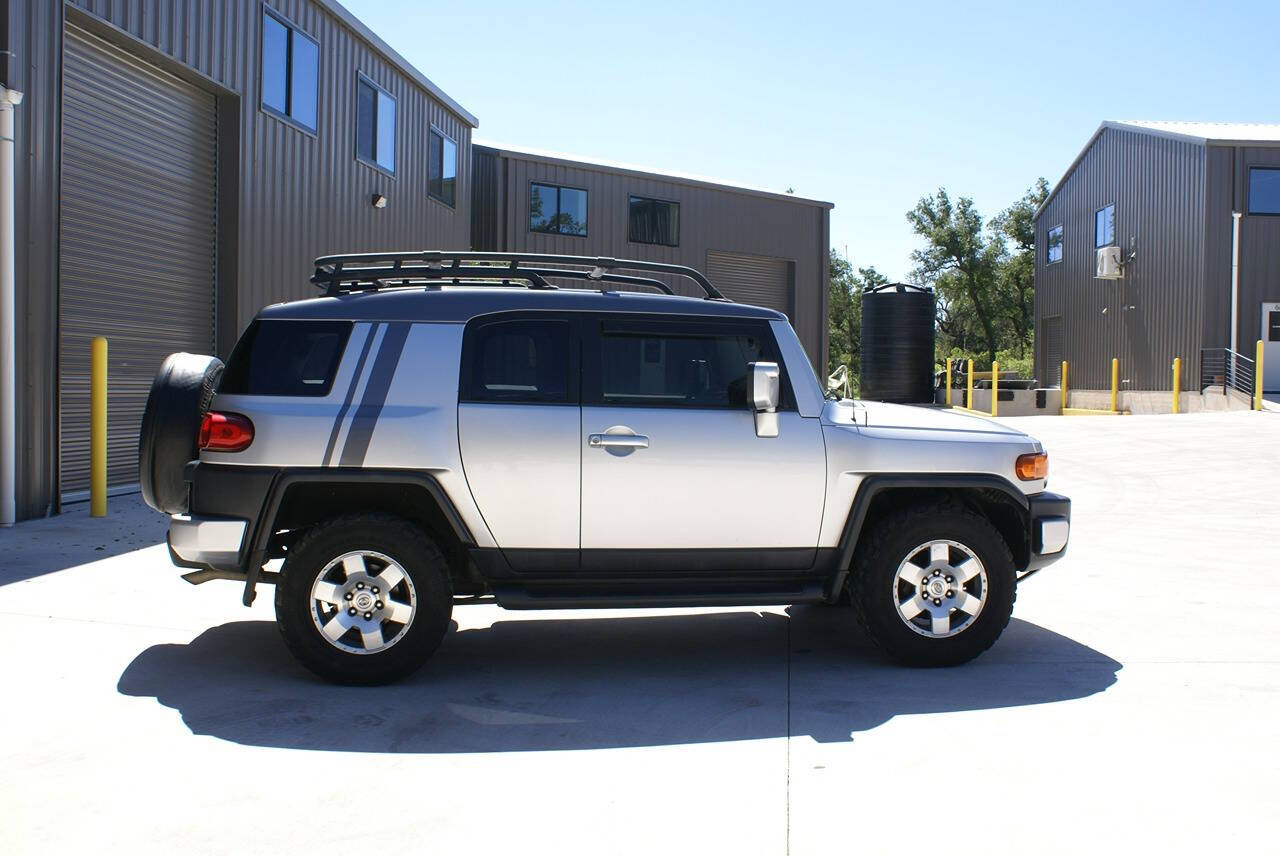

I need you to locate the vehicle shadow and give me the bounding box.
[117,607,1120,753]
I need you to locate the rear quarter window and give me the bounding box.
[220,320,352,396]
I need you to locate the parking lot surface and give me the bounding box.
[3,410,1278,854]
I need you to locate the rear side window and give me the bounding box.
[460,318,571,404]
[220,320,352,396]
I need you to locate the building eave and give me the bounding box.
[317,0,478,128]
[475,141,834,210]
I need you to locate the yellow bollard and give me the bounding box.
[1257,339,1265,411]
[966,359,974,409]
[991,360,999,417]
[945,360,952,407]
[1110,358,1119,413]
[1172,357,1181,414]
[1061,360,1069,414]
[90,336,107,517]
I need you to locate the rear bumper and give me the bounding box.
[168,514,248,570]
[1023,491,1071,575]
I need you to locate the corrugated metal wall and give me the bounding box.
[1034,127,1207,390]
[488,150,831,372]
[1210,145,1280,355]
[470,145,498,251]
[7,0,475,517]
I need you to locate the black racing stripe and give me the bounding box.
[339,322,411,467]
[323,323,380,466]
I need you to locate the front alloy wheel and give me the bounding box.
[851,506,1015,667]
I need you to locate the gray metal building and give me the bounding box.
[471,143,832,372]
[1034,120,1280,394]
[1,1,831,521]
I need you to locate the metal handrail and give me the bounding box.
[1199,347,1256,399]
[310,250,728,300]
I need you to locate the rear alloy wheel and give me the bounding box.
[276,514,452,685]
[851,506,1015,667]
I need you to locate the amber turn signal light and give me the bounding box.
[199,412,255,452]
[1015,452,1048,481]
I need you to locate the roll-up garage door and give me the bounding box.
[59,25,217,498]
[706,251,794,319]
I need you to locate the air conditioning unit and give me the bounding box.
[1096,246,1124,279]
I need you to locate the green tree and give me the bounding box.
[827,250,890,385]
[907,189,1004,366]
[990,178,1049,358]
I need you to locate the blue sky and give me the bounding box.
[346,0,1280,280]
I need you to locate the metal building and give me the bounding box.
[0,1,831,521]
[471,143,833,374]
[1034,120,1280,395]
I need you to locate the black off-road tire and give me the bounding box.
[850,505,1016,667]
[138,352,224,513]
[275,514,453,685]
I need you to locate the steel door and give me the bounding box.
[1263,302,1280,392]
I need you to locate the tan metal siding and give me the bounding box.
[59,25,218,495]
[1034,127,1207,390]
[495,154,828,369]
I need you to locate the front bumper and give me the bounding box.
[1023,491,1071,575]
[167,514,248,570]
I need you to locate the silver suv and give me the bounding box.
[139,251,1070,685]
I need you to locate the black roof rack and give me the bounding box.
[310,251,728,301]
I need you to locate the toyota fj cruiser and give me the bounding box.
[139,251,1070,685]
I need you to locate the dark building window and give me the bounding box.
[356,76,396,173]
[429,128,457,207]
[1095,204,1116,248]
[260,9,318,131]
[629,196,680,246]
[1248,168,1280,215]
[529,183,587,236]
[462,319,570,404]
[1046,225,1063,264]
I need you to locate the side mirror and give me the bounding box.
[749,361,780,437]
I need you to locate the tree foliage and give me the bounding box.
[827,251,889,388]
[906,179,1047,370]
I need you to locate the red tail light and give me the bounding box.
[199,412,254,452]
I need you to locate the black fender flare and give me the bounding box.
[827,473,1030,600]
[241,468,476,606]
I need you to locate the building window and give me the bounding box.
[529,183,587,236]
[260,9,318,131]
[1046,225,1063,264]
[429,128,457,207]
[356,76,396,173]
[1248,168,1280,215]
[1095,204,1116,248]
[629,196,680,246]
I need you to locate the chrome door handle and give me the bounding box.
[588,433,649,449]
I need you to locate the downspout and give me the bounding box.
[1230,211,1242,389]
[0,88,22,526]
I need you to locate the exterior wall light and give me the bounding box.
[371,193,387,209]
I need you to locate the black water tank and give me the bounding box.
[860,283,936,403]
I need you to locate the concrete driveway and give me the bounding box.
[2,410,1277,854]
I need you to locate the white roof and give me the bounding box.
[1036,119,1280,218]
[1109,120,1280,143]
[474,138,834,209]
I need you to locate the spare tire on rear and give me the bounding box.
[139,353,224,514]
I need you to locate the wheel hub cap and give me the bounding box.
[309,550,417,655]
[892,539,988,639]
